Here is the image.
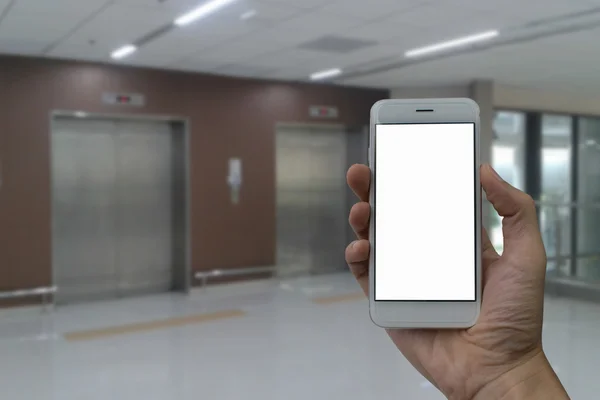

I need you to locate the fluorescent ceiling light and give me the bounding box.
[310,68,342,81]
[175,0,236,26]
[74,111,88,118]
[405,30,499,58]
[240,10,257,20]
[111,45,137,60]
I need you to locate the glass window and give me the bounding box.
[491,111,525,253]
[576,117,600,280]
[492,111,526,190]
[540,114,572,275]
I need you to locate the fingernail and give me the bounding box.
[351,240,359,249]
[488,164,504,182]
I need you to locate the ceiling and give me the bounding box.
[1,0,599,93]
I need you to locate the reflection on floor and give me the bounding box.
[0,273,598,399]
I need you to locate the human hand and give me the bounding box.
[345,163,569,400]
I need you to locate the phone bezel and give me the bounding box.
[368,98,481,328]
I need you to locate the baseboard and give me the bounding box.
[0,304,51,319]
[192,265,275,287]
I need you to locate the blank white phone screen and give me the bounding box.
[374,123,476,301]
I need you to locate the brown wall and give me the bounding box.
[0,55,387,293]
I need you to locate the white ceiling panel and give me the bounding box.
[259,0,327,10]
[347,20,423,45]
[170,57,224,73]
[381,2,478,28]
[1,0,600,94]
[209,0,306,20]
[332,44,405,67]
[169,9,271,42]
[216,63,277,78]
[70,3,177,43]
[243,47,323,68]
[209,23,319,53]
[0,11,76,43]
[9,0,107,19]
[133,31,225,63]
[344,23,600,93]
[47,42,111,62]
[0,38,51,56]
[458,0,599,22]
[183,34,281,64]
[272,10,363,38]
[0,0,11,9]
[115,0,202,12]
[318,0,428,21]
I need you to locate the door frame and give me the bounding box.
[49,110,193,300]
[274,122,354,277]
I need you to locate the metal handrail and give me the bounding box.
[484,198,600,209]
[534,201,600,209]
[195,267,276,288]
[0,286,57,311]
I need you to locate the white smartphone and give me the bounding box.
[368,98,481,329]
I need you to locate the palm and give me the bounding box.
[387,242,544,398]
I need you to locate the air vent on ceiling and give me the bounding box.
[299,35,378,54]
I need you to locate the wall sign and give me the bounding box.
[227,158,242,205]
[309,105,339,119]
[102,92,145,107]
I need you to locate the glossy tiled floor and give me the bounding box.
[0,273,598,399]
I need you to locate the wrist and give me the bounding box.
[473,352,569,400]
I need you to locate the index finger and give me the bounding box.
[346,164,371,202]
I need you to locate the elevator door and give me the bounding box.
[52,118,175,304]
[276,126,348,277]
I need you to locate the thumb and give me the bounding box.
[481,164,545,260]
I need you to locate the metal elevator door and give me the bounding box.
[51,118,174,304]
[276,125,348,277]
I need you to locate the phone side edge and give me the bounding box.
[368,102,379,325]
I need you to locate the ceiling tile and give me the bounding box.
[333,44,404,67]
[0,0,12,13]
[381,3,474,28]
[243,48,324,69]
[184,34,279,64]
[217,63,277,77]
[0,38,50,56]
[257,0,326,10]
[169,57,224,73]
[212,25,319,54]
[47,34,116,60]
[134,31,226,62]
[272,10,363,38]
[458,0,599,22]
[10,0,107,19]
[348,20,422,45]
[169,9,270,42]
[115,0,201,13]
[0,12,75,42]
[2,0,600,93]
[70,3,177,44]
[318,0,428,21]
[211,0,306,21]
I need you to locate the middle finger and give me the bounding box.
[349,202,370,240]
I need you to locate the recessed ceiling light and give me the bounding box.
[240,10,257,20]
[310,68,342,81]
[405,30,499,58]
[175,0,236,26]
[111,45,137,60]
